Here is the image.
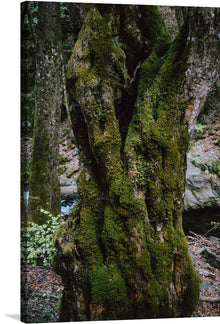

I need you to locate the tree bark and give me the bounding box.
[28,2,62,224]
[53,4,220,320]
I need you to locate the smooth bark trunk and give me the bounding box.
[28,2,62,224]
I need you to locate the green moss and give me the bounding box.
[58,165,66,175]
[21,93,35,135]
[59,155,70,164]
[122,18,200,317]
[211,160,220,178]
[77,172,104,268]
[54,6,200,320]
[125,20,190,227]
[137,51,165,100]
[143,6,171,47]
[90,262,132,319]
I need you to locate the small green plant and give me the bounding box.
[59,155,70,164]
[59,165,66,175]
[60,2,70,20]
[21,158,31,174]
[195,123,206,132]
[114,36,122,47]
[215,139,220,147]
[208,130,215,136]
[55,291,63,311]
[211,85,217,95]
[210,160,220,178]
[21,209,61,267]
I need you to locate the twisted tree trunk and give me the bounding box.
[53,4,220,320]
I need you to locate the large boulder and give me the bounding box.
[184,151,220,210]
[184,81,220,211]
[60,182,79,200]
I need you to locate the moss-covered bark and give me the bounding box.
[28,3,62,224]
[53,4,220,320]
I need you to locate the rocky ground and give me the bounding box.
[187,233,220,317]
[58,123,79,200]
[185,109,220,211]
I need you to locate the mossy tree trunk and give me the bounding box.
[53,5,220,320]
[28,2,62,224]
[21,2,37,222]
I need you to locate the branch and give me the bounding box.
[204,223,220,237]
[200,296,220,303]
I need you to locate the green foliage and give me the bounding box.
[195,123,206,132]
[59,155,70,164]
[55,291,63,311]
[29,1,38,26]
[33,16,38,25]
[21,158,31,174]
[58,165,66,175]
[21,209,61,266]
[113,36,122,47]
[30,2,38,14]
[60,2,70,20]
[211,160,220,178]
[210,80,220,95]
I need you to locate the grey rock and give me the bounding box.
[184,112,220,210]
[197,247,206,255]
[208,236,220,243]
[188,250,197,266]
[184,171,220,210]
[202,248,220,269]
[186,159,201,177]
[61,183,79,200]
[184,189,199,210]
[198,269,216,279]
[66,165,79,177]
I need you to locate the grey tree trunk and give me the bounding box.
[53,4,220,320]
[28,2,62,224]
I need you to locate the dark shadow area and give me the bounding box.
[183,207,220,237]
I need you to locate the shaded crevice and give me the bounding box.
[183,207,220,237]
[69,102,106,192]
[115,76,140,150]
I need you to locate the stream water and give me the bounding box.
[24,184,29,213]
[61,198,77,215]
[23,187,77,216]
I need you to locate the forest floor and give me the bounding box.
[21,233,220,323]
[187,233,220,317]
[21,265,63,323]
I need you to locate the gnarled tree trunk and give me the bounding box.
[28,2,62,224]
[53,4,220,320]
